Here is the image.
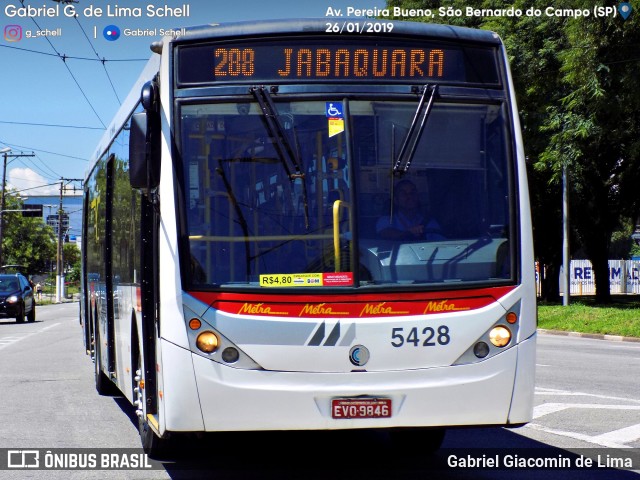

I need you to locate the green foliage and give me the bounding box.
[539,3,640,302]
[538,299,640,338]
[63,242,81,281]
[610,223,632,260]
[2,190,56,273]
[387,0,640,302]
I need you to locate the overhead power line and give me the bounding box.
[0,140,87,162]
[12,182,61,194]
[0,44,148,62]
[0,141,63,181]
[33,156,63,181]
[18,0,107,128]
[72,14,122,104]
[0,120,104,130]
[11,153,61,182]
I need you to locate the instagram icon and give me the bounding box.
[4,24,22,42]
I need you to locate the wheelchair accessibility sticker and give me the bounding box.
[326,102,344,137]
[326,102,344,118]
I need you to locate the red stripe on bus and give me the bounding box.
[187,286,516,318]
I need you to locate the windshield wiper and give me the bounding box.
[250,86,310,229]
[250,86,302,178]
[393,84,438,175]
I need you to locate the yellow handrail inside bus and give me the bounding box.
[333,199,351,272]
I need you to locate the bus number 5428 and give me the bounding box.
[391,326,451,347]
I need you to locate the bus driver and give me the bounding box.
[376,179,445,241]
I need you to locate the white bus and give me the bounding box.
[81,18,536,456]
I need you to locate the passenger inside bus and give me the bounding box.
[376,179,445,241]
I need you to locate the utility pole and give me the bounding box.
[55,177,83,302]
[562,164,570,306]
[56,181,64,302]
[0,150,35,266]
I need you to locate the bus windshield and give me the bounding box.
[180,97,513,289]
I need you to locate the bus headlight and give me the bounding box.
[453,302,521,366]
[196,331,219,353]
[489,326,511,347]
[183,299,262,370]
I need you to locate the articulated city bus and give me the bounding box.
[81,18,536,455]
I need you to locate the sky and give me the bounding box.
[0,0,387,196]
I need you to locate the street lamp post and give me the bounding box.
[0,147,11,267]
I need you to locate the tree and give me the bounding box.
[63,242,81,282]
[537,2,640,303]
[387,0,640,302]
[2,190,57,273]
[482,1,568,301]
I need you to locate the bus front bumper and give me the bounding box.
[159,334,536,433]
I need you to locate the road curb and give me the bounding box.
[538,328,640,343]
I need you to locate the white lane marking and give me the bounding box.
[533,403,640,420]
[525,423,631,449]
[528,387,640,448]
[536,387,640,404]
[0,337,23,343]
[0,323,61,351]
[532,403,571,419]
[591,423,640,445]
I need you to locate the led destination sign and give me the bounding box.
[177,39,499,85]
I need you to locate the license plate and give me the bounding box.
[331,398,392,419]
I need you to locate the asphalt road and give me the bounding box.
[520,333,640,450]
[0,303,638,479]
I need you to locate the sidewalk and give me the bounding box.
[36,293,80,304]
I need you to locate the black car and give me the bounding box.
[0,273,35,323]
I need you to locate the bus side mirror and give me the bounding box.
[129,82,160,191]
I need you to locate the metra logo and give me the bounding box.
[359,302,409,317]
[238,303,288,315]
[423,300,470,313]
[299,303,348,316]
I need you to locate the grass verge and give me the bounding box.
[537,296,640,338]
